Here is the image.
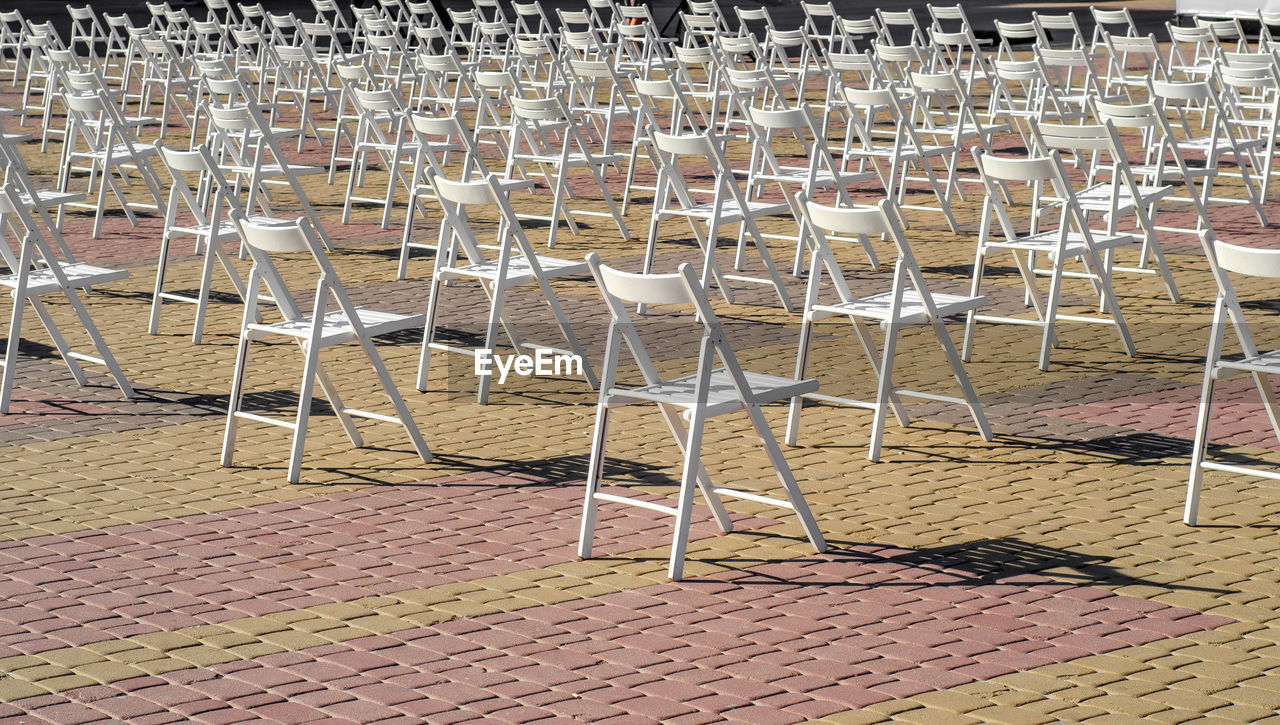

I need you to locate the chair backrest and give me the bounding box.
[234,214,313,255]
[405,110,489,181]
[973,149,1058,183]
[425,170,542,272]
[804,198,894,238]
[1150,78,1212,103]
[1034,12,1082,48]
[590,256,697,307]
[1215,239,1280,277]
[586,253,759,415]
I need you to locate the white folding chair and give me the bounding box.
[877,8,927,46]
[223,212,431,484]
[0,11,28,88]
[1186,231,1280,525]
[341,86,427,229]
[504,93,630,249]
[644,128,795,313]
[965,149,1137,371]
[269,43,340,152]
[1033,12,1084,50]
[205,100,333,248]
[0,182,133,413]
[415,171,598,404]
[1091,98,1217,241]
[134,34,197,139]
[1148,77,1269,227]
[841,84,963,233]
[1099,32,1168,102]
[0,117,83,263]
[786,197,991,460]
[151,143,254,343]
[57,90,165,239]
[398,110,528,279]
[1029,120,1181,303]
[1216,60,1280,204]
[741,104,881,276]
[1166,23,1220,81]
[995,19,1046,62]
[1090,7,1137,52]
[579,254,827,581]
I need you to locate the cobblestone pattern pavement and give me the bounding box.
[5,32,1280,723]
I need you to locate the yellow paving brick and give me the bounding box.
[963,705,1056,725]
[0,676,51,701]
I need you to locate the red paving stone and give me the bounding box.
[1042,377,1280,452]
[0,474,774,659]
[4,544,1231,723]
[0,388,121,426]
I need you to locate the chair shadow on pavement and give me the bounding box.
[702,535,1234,595]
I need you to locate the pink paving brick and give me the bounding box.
[8,543,1232,723]
[1042,377,1280,452]
[0,388,121,426]
[0,473,774,658]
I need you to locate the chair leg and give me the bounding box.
[192,234,219,344]
[477,281,506,405]
[415,266,446,392]
[0,291,25,414]
[1087,247,1137,358]
[743,402,826,555]
[867,319,901,463]
[221,330,252,468]
[72,293,133,399]
[149,232,174,336]
[962,245,986,362]
[1037,251,1067,372]
[933,317,992,441]
[537,282,598,388]
[577,405,611,559]
[1185,302,1226,525]
[398,200,418,281]
[784,315,816,447]
[355,335,431,463]
[658,404,732,534]
[667,410,707,582]
[850,321,910,426]
[287,339,323,484]
[28,298,89,388]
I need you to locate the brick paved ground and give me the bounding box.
[6,9,1280,722]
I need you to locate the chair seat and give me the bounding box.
[1177,136,1265,154]
[847,143,954,160]
[573,105,632,120]
[1219,348,1280,375]
[660,199,791,224]
[247,307,424,346]
[1129,163,1212,179]
[0,262,128,295]
[413,176,534,198]
[754,167,877,187]
[985,230,1134,255]
[918,121,1011,139]
[609,368,818,416]
[169,218,239,239]
[442,254,587,284]
[223,162,324,177]
[353,140,422,155]
[512,151,622,166]
[19,189,86,208]
[813,289,987,325]
[68,142,158,163]
[1072,182,1175,212]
